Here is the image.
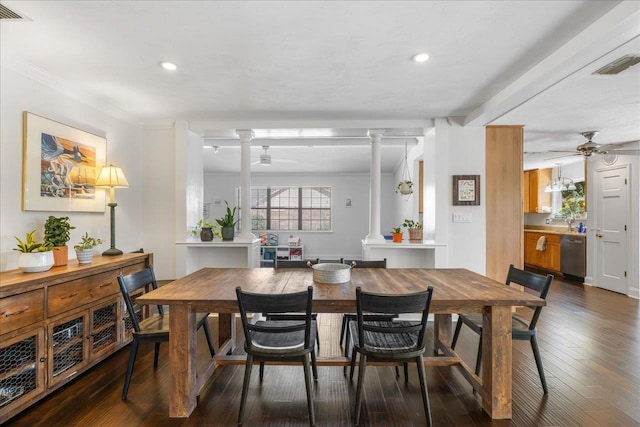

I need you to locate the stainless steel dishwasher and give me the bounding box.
[560,234,586,279]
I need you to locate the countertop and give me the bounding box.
[524,226,586,236]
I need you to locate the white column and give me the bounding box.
[236,129,255,241]
[365,129,385,242]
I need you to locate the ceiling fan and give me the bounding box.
[251,146,297,166]
[547,131,640,159]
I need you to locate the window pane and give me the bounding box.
[251,186,330,231]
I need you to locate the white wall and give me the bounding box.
[204,172,397,260]
[0,65,144,271]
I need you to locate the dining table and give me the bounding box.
[136,267,545,420]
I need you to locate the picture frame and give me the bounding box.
[452,175,480,206]
[22,112,107,212]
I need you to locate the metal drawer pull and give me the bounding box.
[60,293,78,300]
[4,307,28,317]
[99,283,111,288]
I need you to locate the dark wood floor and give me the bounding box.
[6,276,640,426]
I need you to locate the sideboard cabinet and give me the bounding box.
[0,253,152,423]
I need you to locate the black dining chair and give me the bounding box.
[348,286,434,426]
[450,264,553,394]
[117,266,215,400]
[236,286,318,426]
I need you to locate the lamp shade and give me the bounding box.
[95,165,129,188]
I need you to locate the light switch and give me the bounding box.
[453,213,472,223]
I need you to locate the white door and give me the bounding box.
[594,165,629,294]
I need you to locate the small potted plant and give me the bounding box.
[14,230,54,272]
[73,232,103,264]
[391,226,403,243]
[396,180,413,195]
[44,216,75,266]
[216,201,238,241]
[191,218,220,241]
[403,219,423,242]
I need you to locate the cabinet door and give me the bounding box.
[48,312,89,388]
[89,299,118,360]
[523,170,531,213]
[0,327,46,418]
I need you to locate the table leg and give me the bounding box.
[434,314,452,355]
[481,305,512,419]
[169,304,197,418]
[218,313,236,354]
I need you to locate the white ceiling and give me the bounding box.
[1,1,639,173]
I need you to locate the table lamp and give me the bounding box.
[95,164,129,255]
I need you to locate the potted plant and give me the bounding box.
[191,218,220,241]
[216,201,237,241]
[396,180,413,195]
[44,216,75,266]
[73,232,103,264]
[403,219,423,242]
[13,230,54,272]
[391,226,403,243]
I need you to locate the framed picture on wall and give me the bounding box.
[452,175,480,206]
[22,112,107,212]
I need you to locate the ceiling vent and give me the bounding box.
[593,54,640,75]
[0,3,25,19]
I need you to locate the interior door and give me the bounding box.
[594,165,629,294]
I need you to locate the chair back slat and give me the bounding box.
[344,259,387,268]
[274,259,317,269]
[356,286,433,350]
[117,267,161,332]
[236,286,314,349]
[505,264,553,330]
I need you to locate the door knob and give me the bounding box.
[596,233,603,238]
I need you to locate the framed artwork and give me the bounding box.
[22,112,107,212]
[452,175,480,206]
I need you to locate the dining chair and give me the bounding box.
[450,264,553,394]
[348,286,434,426]
[236,286,318,426]
[117,266,215,400]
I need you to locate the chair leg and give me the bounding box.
[475,335,483,376]
[302,355,316,426]
[451,318,463,349]
[315,327,320,356]
[153,342,161,368]
[353,353,368,426]
[403,362,409,383]
[238,354,254,426]
[311,349,318,381]
[259,361,265,382]
[122,340,139,400]
[349,349,358,381]
[201,316,216,358]
[530,336,549,394]
[339,315,348,346]
[416,355,432,427]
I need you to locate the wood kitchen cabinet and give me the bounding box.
[524,231,560,272]
[0,253,152,423]
[523,169,552,213]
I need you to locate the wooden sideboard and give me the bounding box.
[0,253,152,423]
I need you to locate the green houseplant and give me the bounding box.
[73,232,103,264]
[191,218,220,241]
[216,201,237,241]
[391,226,403,243]
[14,230,54,272]
[403,219,423,242]
[44,216,75,266]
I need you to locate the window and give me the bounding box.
[251,186,331,231]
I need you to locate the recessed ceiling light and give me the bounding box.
[160,62,177,71]
[411,53,430,63]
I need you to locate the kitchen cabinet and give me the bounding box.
[524,169,552,213]
[0,253,152,423]
[524,231,561,272]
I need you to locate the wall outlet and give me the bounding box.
[545,218,551,224]
[453,213,472,223]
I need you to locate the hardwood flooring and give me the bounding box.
[6,276,640,426]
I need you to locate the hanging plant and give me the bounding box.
[396,140,413,196]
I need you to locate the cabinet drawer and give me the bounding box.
[48,272,118,317]
[0,290,44,333]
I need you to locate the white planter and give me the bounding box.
[18,251,54,273]
[76,249,95,264]
[397,181,413,195]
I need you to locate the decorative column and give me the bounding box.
[365,129,385,242]
[236,129,255,241]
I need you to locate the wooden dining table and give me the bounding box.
[137,267,545,420]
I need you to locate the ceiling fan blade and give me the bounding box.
[250,160,260,166]
[605,149,640,155]
[597,143,625,151]
[272,158,297,164]
[547,150,578,153]
[544,153,581,160]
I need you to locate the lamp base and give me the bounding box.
[102,247,123,256]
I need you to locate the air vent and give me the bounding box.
[593,54,640,75]
[0,3,24,19]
